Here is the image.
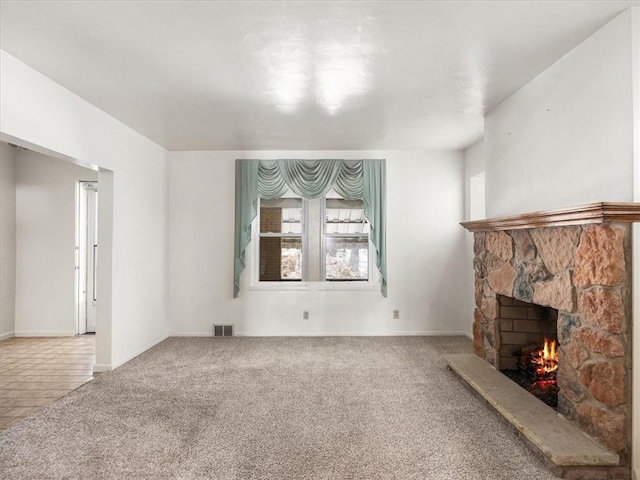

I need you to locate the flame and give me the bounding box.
[531,338,558,376]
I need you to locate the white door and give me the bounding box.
[77,182,98,334]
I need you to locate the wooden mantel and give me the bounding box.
[461,202,640,232]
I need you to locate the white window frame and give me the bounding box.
[250,197,309,291]
[249,195,379,292]
[318,197,378,292]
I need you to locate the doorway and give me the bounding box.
[76,181,98,334]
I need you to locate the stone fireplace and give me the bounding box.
[461,202,639,477]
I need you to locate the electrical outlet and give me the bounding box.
[393,310,400,320]
[303,310,310,320]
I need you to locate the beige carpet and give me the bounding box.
[0,336,559,479]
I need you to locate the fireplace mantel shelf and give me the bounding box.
[461,202,640,232]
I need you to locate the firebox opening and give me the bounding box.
[496,295,559,410]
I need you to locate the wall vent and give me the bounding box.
[212,324,234,337]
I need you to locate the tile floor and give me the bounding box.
[0,335,95,433]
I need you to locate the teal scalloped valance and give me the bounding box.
[234,159,387,298]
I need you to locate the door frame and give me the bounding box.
[76,181,98,335]
[2,132,113,372]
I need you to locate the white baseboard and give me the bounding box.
[109,333,170,371]
[15,331,75,337]
[0,331,15,341]
[170,331,474,340]
[93,364,112,373]
[93,334,170,373]
[423,331,473,337]
[170,332,213,337]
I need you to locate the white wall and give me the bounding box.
[462,138,485,337]
[169,150,468,336]
[0,142,17,340]
[464,139,486,218]
[14,150,96,336]
[0,50,169,370]
[630,7,639,480]
[485,10,634,218]
[484,9,638,477]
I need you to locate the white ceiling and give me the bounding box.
[1,1,638,151]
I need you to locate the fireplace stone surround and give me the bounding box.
[461,203,640,477]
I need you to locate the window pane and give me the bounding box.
[281,207,303,234]
[259,237,302,281]
[260,199,302,234]
[325,237,368,281]
[325,202,368,235]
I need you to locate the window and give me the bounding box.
[234,159,386,298]
[255,194,372,286]
[258,198,303,282]
[324,199,369,281]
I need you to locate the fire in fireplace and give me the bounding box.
[501,337,559,409]
[531,337,558,380]
[496,295,560,409]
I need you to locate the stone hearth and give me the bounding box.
[461,203,640,478]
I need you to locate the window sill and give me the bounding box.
[248,281,379,292]
[249,282,310,292]
[317,281,379,292]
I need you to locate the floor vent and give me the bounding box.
[212,324,233,337]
